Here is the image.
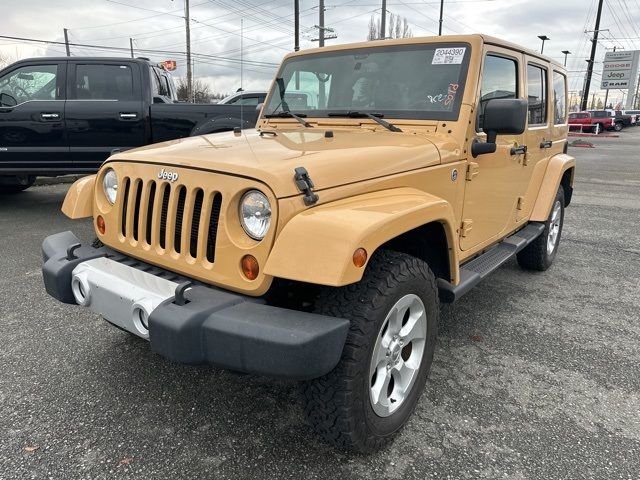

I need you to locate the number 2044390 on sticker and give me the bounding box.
[432,47,466,65]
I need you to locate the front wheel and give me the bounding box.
[517,186,565,271]
[613,122,623,132]
[303,250,439,452]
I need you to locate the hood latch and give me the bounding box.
[294,167,319,206]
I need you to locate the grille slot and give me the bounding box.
[159,184,171,249]
[120,178,130,236]
[174,186,187,253]
[145,182,156,244]
[190,189,204,258]
[132,180,143,241]
[206,193,223,263]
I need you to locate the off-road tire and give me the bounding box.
[517,186,565,271]
[302,250,439,453]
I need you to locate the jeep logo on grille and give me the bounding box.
[158,168,179,182]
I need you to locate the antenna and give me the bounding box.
[240,18,244,133]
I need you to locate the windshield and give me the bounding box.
[263,43,470,121]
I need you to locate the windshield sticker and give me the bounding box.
[432,47,466,65]
[444,83,459,106]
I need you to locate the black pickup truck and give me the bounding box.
[0,57,260,193]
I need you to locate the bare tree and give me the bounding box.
[176,77,214,103]
[367,12,412,40]
[0,52,14,69]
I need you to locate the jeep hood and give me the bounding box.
[112,128,442,198]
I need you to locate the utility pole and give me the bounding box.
[581,0,604,111]
[185,0,193,103]
[381,0,387,40]
[438,0,444,36]
[129,38,134,58]
[319,0,325,47]
[63,28,70,57]
[294,0,300,51]
[635,73,640,109]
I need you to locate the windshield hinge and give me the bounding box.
[466,162,479,181]
[294,167,319,206]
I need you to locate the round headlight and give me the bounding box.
[239,190,271,240]
[102,168,118,205]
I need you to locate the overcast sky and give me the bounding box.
[1,0,639,104]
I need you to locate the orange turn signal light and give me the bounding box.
[353,248,367,268]
[96,215,106,235]
[241,255,259,280]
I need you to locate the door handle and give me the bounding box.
[540,140,553,149]
[510,145,527,156]
[119,113,138,119]
[41,112,60,120]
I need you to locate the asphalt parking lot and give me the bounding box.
[1,129,639,479]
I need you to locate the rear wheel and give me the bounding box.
[303,250,439,452]
[0,175,35,194]
[613,122,623,132]
[517,186,564,271]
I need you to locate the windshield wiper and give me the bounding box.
[264,111,312,128]
[327,111,402,132]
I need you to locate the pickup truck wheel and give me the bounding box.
[613,122,623,132]
[517,186,564,271]
[0,175,35,194]
[303,250,438,452]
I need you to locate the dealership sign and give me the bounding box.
[600,50,639,91]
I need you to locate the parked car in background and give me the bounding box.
[568,111,616,133]
[0,57,260,193]
[218,90,267,106]
[606,109,636,128]
[620,110,639,125]
[588,110,625,131]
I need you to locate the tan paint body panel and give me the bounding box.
[530,154,576,221]
[265,188,458,286]
[59,34,575,295]
[62,175,96,219]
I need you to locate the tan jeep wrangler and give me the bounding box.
[42,34,575,452]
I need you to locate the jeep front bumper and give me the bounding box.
[42,231,349,380]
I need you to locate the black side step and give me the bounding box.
[437,223,545,303]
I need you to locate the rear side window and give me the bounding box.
[75,64,134,100]
[552,71,567,124]
[527,64,547,125]
[477,54,518,131]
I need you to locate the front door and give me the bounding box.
[0,62,67,172]
[65,61,145,170]
[460,49,525,251]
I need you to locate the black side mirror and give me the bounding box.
[473,98,528,157]
[0,92,17,107]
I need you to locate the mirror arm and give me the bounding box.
[471,138,497,158]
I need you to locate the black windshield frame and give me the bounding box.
[262,42,472,122]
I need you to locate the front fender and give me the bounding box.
[61,175,95,219]
[530,153,575,221]
[264,188,459,287]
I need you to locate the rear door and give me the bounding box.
[65,61,145,170]
[0,61,67,171]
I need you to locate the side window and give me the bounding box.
[75,64,134,100]
[527,64,547,125]
[237,96,260,106]
[0,64,58,105]
[225,95,240,105]
[477,54,518,131]
[552,71,567,124]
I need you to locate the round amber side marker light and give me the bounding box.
[353,248,367,268]
[96,215,106,235]
[241,255,259,280]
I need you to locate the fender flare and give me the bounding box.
[264,188,459,287]
[530,153,576,222]
[62,175,96,219]
[189,117,254,136]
